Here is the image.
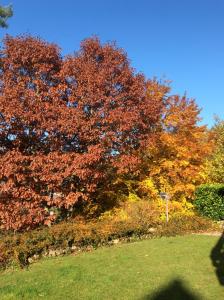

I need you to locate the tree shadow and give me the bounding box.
[210,232,224,285]
[141,279,201,300]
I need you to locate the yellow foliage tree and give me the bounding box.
[142,95,212,202]
[205,118,224,183]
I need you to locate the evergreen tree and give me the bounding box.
[0,4,13,28]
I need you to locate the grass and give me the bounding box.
[0,235,223,299]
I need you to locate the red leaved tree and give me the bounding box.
[0,36,165,230]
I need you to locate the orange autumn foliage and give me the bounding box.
[143,95,212,201]
[0,35,213,231]
[0,35,165,230]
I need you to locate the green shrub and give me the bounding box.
[194,184,224,220]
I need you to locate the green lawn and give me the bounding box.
[0,235,223,300]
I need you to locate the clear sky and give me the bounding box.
[1,0,223,127]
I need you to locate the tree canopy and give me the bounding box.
[0,35,165,230]
[0,35,214,231]
[205,119,224,183]
[142,95,211,202]
[0,4,13,28]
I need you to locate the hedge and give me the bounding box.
[194,184,224,220]
[0,213,215,270]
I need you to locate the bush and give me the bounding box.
[194,184,224,220]
[0,201,215,270]
[158,215,215,236]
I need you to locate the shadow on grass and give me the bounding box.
[210,233,224,285]
[141,279,201,300]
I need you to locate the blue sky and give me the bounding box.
[1,0,223,127]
